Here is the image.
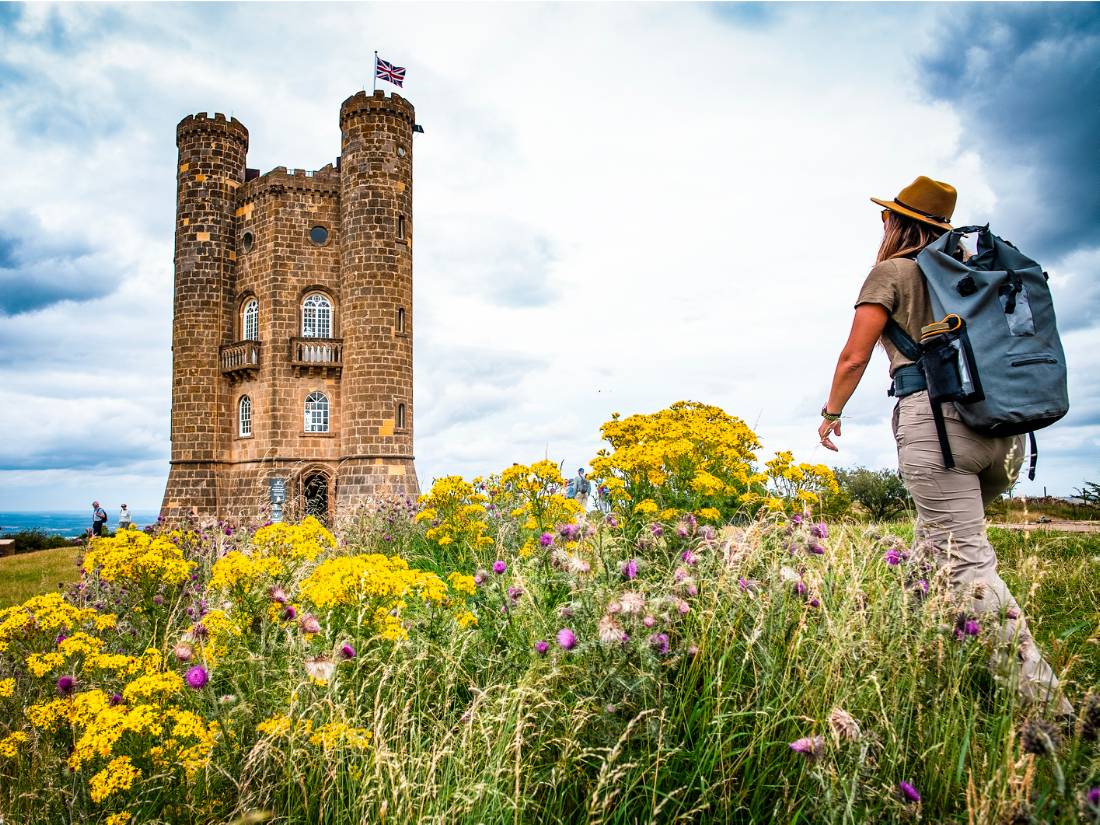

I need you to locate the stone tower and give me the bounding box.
[160,91,419,525]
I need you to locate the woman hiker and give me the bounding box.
[818,176,1073,717]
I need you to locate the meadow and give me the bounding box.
[0,402,1097,824]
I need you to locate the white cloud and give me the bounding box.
[0,3,1096,510]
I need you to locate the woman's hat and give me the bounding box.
[871,176,956,230]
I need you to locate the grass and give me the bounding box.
[0,544,82,608]
[1,516,1098,824]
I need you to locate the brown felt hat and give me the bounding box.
[871,176,956,230]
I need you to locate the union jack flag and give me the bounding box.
[375,56,406,88]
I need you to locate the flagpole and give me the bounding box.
[373,51,378,93]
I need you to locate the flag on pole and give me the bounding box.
[375,56,406,88]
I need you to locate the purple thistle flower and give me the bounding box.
[174,642,194,662]
[507,586,523,602]
[153,594,164,606]
[534,640,550,656]
[913,579,929,595]
[643,615,656,628]
[795,581,808,597]
[648,632,670,655]
[676,525,689,539]
[681,550,698,565]
[474,570,487,585]
[55,633,67,646]
[339,643,356,660]
[539,532,554,547]
[677,600,691,615]
[269,586,290,604]
[56,675,76,696]
[621,558,638,580]
[108,693,122,706]
[811,522,828,539]
[898,781,921,804]
[700,525,716,541]
[557,628,577,650]
[790,514,804,526]
[185,666,208,689]
[224,525,234,536]
[809,597,821,608]
[884,549,903,566]
[1087,787,1100,807]
[807,541,826,555]
[559,523,580,540]
[606,515,619,528]
[963,619,980,637]
[492,560,507,575]
[789,735,824,760]
[282,605,297,621]
[650,523,664,538]
[299,614,322,635]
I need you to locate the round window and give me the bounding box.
[309,226,329,245]
[241,231,254,253]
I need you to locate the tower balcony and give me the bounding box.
[290,337,343,375]
[220,340,261,380]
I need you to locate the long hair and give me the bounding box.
[876,211,946,263]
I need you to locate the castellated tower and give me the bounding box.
[160,91,419,525]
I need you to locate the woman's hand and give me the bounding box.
[818,417,841,451]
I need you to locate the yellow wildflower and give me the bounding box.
[0,731,28,758]
[26,652,65,677]
[89,755,141,803]
[0,677,14,698]
[122,671,184,705]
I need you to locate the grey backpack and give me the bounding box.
[887,225,1068,479]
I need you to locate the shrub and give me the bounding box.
[835,466,912,521]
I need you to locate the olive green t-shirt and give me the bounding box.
[855,257,933,376]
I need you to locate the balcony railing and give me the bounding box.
[220,340,261,379]
[290,337,343,373]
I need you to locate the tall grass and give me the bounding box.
[1,513,1097,824]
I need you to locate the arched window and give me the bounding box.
[242,299,259,341]
[238,396,252,437]
[396,402,406,430]
[302,293,332,338]
[304,391,329,433]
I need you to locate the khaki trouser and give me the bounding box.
[893,391,1070,711]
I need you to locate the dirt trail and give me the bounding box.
[991,520,1100,534]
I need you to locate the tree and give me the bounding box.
[1073,480,1100,506]
[834,467,912,522]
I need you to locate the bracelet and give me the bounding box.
[820,406,842,421]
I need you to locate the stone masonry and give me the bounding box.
[160,91,419,525]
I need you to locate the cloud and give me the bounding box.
[918,5,1100,259]
[0,211,119,313]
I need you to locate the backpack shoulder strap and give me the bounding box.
[884,318,922,362]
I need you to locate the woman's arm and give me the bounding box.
[818,303,889,451]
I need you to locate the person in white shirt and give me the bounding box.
[119,504,133,530]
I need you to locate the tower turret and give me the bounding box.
[161,113,249,521]
[336,91,418,500]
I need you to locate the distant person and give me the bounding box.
[574,468,590,510]
[91,501,108,537]
[118,504,133,530]
[818,176,1071,715]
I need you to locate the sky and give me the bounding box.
[0,2,1097,511]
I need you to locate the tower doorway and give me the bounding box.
[302,472,330,525]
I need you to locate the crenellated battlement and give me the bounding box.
[240,163,341,200]
[177,112,250,148]
[339,89,415,127]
